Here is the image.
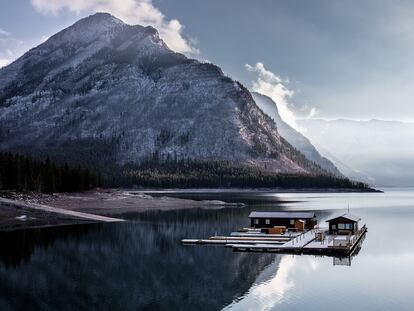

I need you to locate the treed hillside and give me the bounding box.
[0,152,99,193]
[0,152,373,192]
[112,159,372,190]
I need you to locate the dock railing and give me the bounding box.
[331,224,367,249]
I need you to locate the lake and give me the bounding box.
[1,188,413,310]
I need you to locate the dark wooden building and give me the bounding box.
[326,214,361,235]
[248,211,317,230]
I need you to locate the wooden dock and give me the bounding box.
[181,239,285,245]
[181,226,367,256]
[210,236,290,242]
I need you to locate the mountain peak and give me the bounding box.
[39,12,166,53]
[0,14,329,176]
[45,12,126,45]
[252,92,279,114]
[76,12,125,27]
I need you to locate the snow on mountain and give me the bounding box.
[252,92,342,176]
[0,13,327,175]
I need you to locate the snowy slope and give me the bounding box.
[252,92,342,176]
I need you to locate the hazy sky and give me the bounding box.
[2,0,414,125]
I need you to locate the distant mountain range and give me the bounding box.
[252,92,342,176]
[0,13,332,176]
[298,119,414,186]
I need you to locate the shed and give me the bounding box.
[294,219,306,232]
[325,214,361,235]
[248,211,316,230]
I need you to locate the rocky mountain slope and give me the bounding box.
[0,13,327,175]
[252,92,342,176]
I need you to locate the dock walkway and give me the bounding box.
[228,229,317,252]
[182,226,367,256]
[279,230,316,249]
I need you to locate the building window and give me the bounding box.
[290,219,294,225]
[254,219,259,225]
[345,223,353,230]
[332,224,337,230]
[265,219,270,225]
[338,223,345,230]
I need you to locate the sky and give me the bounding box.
[1,0,414,126]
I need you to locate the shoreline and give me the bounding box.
[136,187,382,193]
[0,189,244,231]
[0,186,381,231]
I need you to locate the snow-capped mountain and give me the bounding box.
[0,13,327,175]
[252,92,342,176]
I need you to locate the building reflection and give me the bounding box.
[333,233,366,266]
[224,234,366,310]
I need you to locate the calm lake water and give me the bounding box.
[1,188,413,310]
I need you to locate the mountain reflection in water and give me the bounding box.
[1,189,413,311]
[0,206,279,310]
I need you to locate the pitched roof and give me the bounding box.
[325,213,361,222]
[248,211,316,219]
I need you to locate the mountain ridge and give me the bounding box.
[251,92,342,176]
[0,13,331,177]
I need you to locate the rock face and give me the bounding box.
[0,13,326,175]
[252,92,342,176]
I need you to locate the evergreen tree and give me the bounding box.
[0,152,99,193]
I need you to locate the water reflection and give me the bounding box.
[0,224,102,268]
[224,256,296,310]
[332,233,366,266]
[0,189,413,311]
[0,207,277,310]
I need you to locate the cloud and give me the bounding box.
[246,62,318,131]
[0,30,25,68]
[0,28,10,36]
[246,62,299,130]
[0,59,11,68]
[223,256,296,310]
[300,103,318,119]
[30,0,198,54]
[307,107,318,119]
[40,35,50,43]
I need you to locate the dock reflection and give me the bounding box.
[333,233,366,266]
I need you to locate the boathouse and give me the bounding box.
[326,214,361,235]
[248,211,316,230]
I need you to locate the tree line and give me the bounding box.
[0,152,100,193]
[111,159,372,190]
[0,152,373,193]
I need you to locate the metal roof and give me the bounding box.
[325,213,361,222]
[248,211,316,219]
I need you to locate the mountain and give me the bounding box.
[0,13,327,175]
[251,92,342,176]
[298,118,414,186]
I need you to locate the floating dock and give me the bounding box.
[181,225,367,256]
